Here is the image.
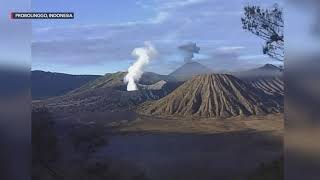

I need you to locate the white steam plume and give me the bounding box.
[124,42,157,91]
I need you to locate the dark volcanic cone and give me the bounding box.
[169,62,212,81]
[139,74,283,118]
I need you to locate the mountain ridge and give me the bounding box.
[31,70,101,99]
[231,63,283,81]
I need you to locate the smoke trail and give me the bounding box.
[178,42,200,63]
[124,42,157,91]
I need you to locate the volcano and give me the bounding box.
[139,74,283,118]
[169,62,212,81]
[35,72,181,112]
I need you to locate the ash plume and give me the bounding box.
[178,42,200,63]
[124,42,157,91]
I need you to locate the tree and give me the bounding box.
[241,4,284,61]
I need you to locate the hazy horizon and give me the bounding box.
[32,61,283,76]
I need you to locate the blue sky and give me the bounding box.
[32,0,284,75]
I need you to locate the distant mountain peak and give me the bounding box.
[231,63,283,81]
[169,61,212,81]
[260,64,281,70]
[185,61,201,64]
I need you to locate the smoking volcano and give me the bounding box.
[169,42,212,81]
[124,42,157,91]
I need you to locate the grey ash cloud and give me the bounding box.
[178,42,200,63]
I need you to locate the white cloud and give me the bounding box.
[216,46,246,52]
[238,54,269,60]
[158,0,206,10]
[149,11,170,24]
